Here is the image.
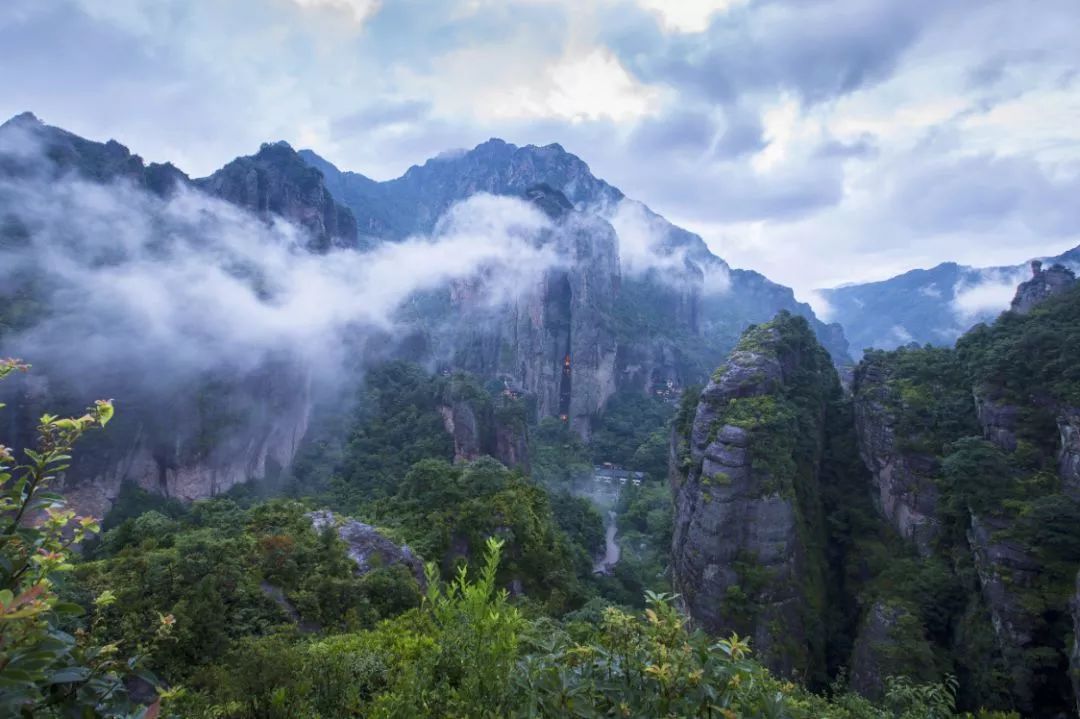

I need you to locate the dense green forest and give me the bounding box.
[4,284,1080,717]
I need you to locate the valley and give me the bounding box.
[2,111,1079,718]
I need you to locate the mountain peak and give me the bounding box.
[2,111,43,129]
[198,141,358,251]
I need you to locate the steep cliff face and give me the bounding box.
[301,141,852,423]
[670,312,837,678]
[17,360,312,520]
[1071,571,1080,718]
[848,281,1080,715]
[973,392,1020,452]
[0,117,359,516]
[1058,408,1080,499]
[852,356,945,556]
[1010,260,1076,315]
[966,513,1042,707]
[197,141,358,252]
[438,186,619,438]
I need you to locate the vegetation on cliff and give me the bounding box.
[849,283,1080,715]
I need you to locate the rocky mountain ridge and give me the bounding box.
[819,244,1080,357]
[1,111,855,516]
[670,270,1080,714]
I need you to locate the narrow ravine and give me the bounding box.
[593,510,620,574]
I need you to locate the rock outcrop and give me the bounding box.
[852,357,942,556]
[967,513,1042,711]
[1010,260,1076,315]
[849,601,936,701]
[670,312,836,678]
[308,510,426,587]
[436,391,529,471]
[197,141,358,252]
[0,117,361,516]
[301,140,852,435]
[439,401,483,464]
[974,391,1020,453]
[1057,408,1080,499]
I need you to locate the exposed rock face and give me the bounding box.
[439,401,482,464]
[849,601,935,701]
[308,510,426,587]
[1010,260,1076,315]
[967,513,1042,710]
[302,141,852,428]
[443,187,619,439]
[0,117,362,516]
[45,360,312,519]
[1057,408,1080,499]
[198,141,358,252]
[974,391,1020,453]
[670,313,836,678]
[852,358,941,555]
[494,421,529,471]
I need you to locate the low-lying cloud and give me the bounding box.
[0,161,561,391]
[950,266,1028,322]
[605,198,730,293]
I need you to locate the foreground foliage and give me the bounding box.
[0,358,158,717]
[170,536,1015,719]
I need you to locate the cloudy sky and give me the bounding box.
[3,0,1079,301]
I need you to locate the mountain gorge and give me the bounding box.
[669,272,1080,715]
[3,111,1080,717]
[0,112,850,515]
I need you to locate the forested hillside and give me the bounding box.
[2,112,1080,718]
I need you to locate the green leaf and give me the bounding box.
[96,400,115,427]
[52,602,85,617]
[47,666,91,684]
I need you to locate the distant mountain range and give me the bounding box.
[819,245,1080,358]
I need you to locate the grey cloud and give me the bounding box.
[330,100,432,137]
[816,134,878,160]
[629,108,717,156]
[643,158,844,224]
[609,0,941,106]
[712,105,766,159]
[892,153,1080,237]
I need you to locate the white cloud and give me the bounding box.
[288,0,381,23]
[636,0,748,34]
[605,198,729,293]
[0,160,562,381]
[888,325,914,344]
[438,46,663,124]
[950,267,1028,321]
[804,290,834,321]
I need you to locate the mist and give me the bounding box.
[0,164,563,393]
[605,198,730,294]
[949,267,1030,323]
